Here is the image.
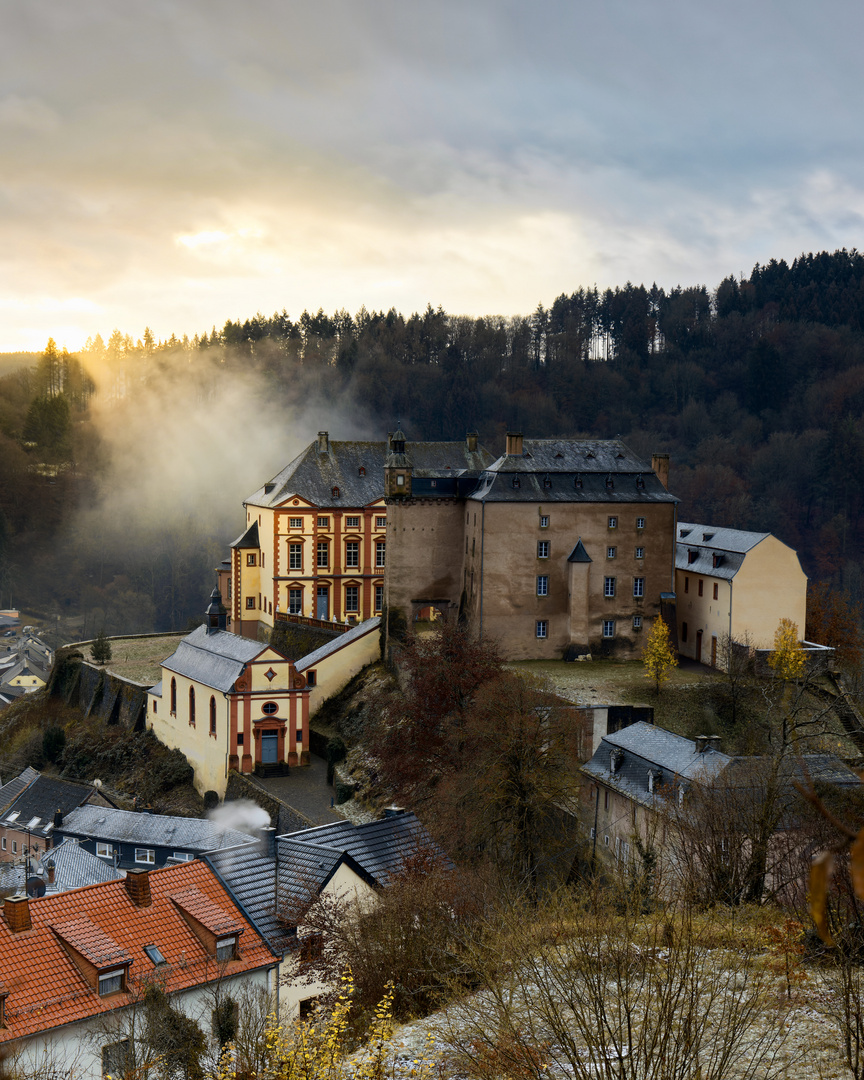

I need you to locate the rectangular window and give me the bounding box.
[345,586,359,612]
[682,622,688,642]
[633,615,642,630]
[1,839,5,851]
[316,541,328,568]
[245,596,255,609]
[171,852,194,862]
[300,997,320,1020]
[537,541,549,559]
[289,517,302,528]
[345,541,359,568]
[102,1040,131,1077]
[607,546,616,559]
[317,516,329,528]
[698,579,704,597]
[633,577,644,598]
[684,576,689,594]
[289,589,302,614]
[246,553,256,566]
[374,585,384,612]
[135,848,155,865]
[300,933,323,964]
[636,517,646,529]
[345,516,360,528]
[608,516,617,529]
[539,515,549,528]
[537,575,548,596]
[98,968,125,996]
[375,515,387,528]
[713,582,719,600]
[604,577,615,598]
[216,936,237,963]
[603,620,615,638]
[289,544,302,570]
[12,842,17,854]
[375,541,386,568]
[536,620,548,639]
[96,842,112,859]
[635,546,644,559]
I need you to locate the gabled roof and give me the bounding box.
[0,767,39,814]
[204,841,296,956]
[0,861,274,1043]
[0,839,122,896]
[675,522,775,580]
[567,539,592,563]
[230,520,260,549]
[57,805,259,854]
[1,776,97,839]
[294,617,380,673]
[158,624,278,693]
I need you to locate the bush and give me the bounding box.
[41,726,66,763]
[203,789,220,811]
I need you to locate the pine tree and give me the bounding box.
[90,628,112,665]
[642,614,677,694]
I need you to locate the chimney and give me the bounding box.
[125,868,152,908]
[317,431,329,454]
[258,826,276,857]
[46,861,55,885]
[383,805,406,818]
[466,431,478,453]
[505,432,523,457]
[53,809,63,830]
[652,453,670,490]
[4,894,31,933]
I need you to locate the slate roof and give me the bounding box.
[0,658,49,685]
[1,776,97,839]
[246,439,493,509]
[675,522,773,581]
[57,805,259,854]
[0,767,39,814]
[294,617,380,673]
[204,841,296,955]
[468,440,677,505]
[0,861,274,1043]
[230,520,260,549]
[0,838,122,895]
[567,539,592,563]
[159,624,271,693]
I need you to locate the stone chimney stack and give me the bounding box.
[4,894,31,933]
[466,432,478,453]
[125,868,152,908]
[317,431,329,454]
[652,453,670,490]
[46,861,56,885]
[505,432,523,457]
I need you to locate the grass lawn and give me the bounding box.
[81,634,185,685]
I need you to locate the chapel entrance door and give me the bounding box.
[261,731,278,764]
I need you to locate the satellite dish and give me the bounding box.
[26,876,46,898]
[93,779,103,789]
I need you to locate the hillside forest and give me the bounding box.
[2,248,864,640]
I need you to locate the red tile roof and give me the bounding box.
[0,861,274,1043]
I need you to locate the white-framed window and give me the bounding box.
[603,620,615,638]
[636,517,646,529]
[607,546,616,559]
[346,516,360,528]
[96,842,112,859]
[537,575,548,596]
[589,827,596,840]
[633,577,644,598]
[539,515,549,528]
[98,968,125,996]
[374,585,384,612]
[289,543,302,570]
[345,586,359,612]
[608,516,617,528]
[604,577,615,597]
[11,842,16,854]
[633,615,643,630]
[375,541,386,568]
[289,589,302,614]
[375,515,386,528]
[135,848,155,865]
[537,541,549,559]
[316,540,328,568]
[289,517,302,528]
[216,936,237,962]
[345,541,359,568]
[317,516,329,528]
[635,546,644,559]
[245,596,255,609]
[246,553,256,566]
[1,839,6,851]
[172,852,194,862]
[536,620,548,639]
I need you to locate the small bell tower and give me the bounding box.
[205,587,228,634]
[384,424,412,498]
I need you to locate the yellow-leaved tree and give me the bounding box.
[642,614,677,694]
[767,617,806,681]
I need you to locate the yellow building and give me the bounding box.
[220,431,492,640]
[674,522,807,668]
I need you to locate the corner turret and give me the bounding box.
[385,424,412,498]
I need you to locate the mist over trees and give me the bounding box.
[2,248,864,635]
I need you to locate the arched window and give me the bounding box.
[210,696,216,735]
[170,678,177,714]
[332,486,340,498]
[189,686,196,726]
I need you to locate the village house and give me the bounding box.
[0,860,277,1079]
[675,522,808,667]
[0,773,116,865]
[385,430,679,660]
[0,837,122,897]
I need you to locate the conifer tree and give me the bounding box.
[90,628,112,665]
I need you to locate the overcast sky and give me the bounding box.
[2,0,863,350]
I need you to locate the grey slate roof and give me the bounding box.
[1,776,97,838]
[246,439,494,510]
[284,810,448,882]
[567,539,592,563]
[230,521,260,549]
[294,617,380,673]
[675,522,774,581]
[204,841,294,955]
[0,658,49,685]
[159,625,269,693]
[58,804,259,853]
[0,839,122,895]
[0,767,39,813]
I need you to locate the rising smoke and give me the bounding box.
[208,798,272,836]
